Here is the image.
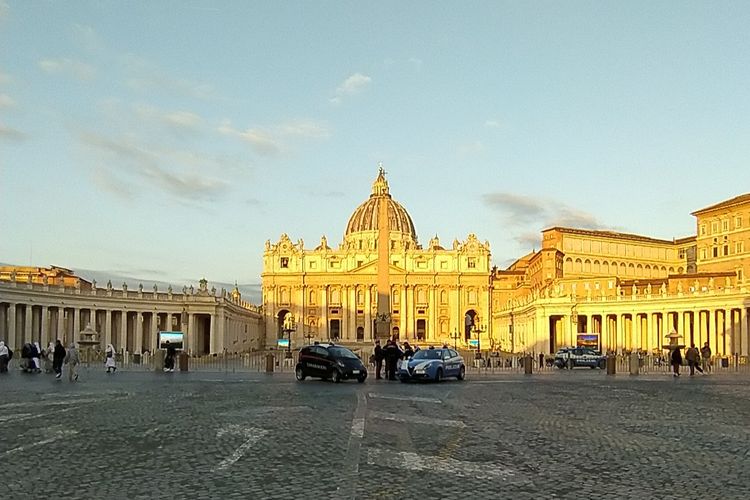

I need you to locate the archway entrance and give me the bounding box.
[416,319,426,341]
[329,319,340,340]
[277,309,290,339]
[356,326,364,341]
[464,310,477,340]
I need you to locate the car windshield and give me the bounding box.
[412,349,442,360]
[327,347,358,359]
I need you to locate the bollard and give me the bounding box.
[629,352,639,375]
[524,355,533,374]
[265,353,275,373]
[179,352,189,372]
[154,349,165,372]
[606,354,616,375]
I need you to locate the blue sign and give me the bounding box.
[468,339,479,348]
[277,338,290,348]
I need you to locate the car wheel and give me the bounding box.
[434,368,443,383]
[357,374,367,383]
[456,366,465,381]
[330,369,341,383]
[295,366,306,381]
[598,360,606,370]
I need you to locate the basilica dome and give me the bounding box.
[344,168,418,247]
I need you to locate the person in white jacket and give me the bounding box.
[105,344,117,373]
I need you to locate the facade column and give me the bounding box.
[428,286,436,342]
[616,314,624,354]
[406,285,415,340]
[210,314,217,354]
[708,309,716,354]
[104,310,112,348]
[679,311,686,347]
[341,286,349,340]
[741,308,749,356]
[348,286,356,341]
[631,312,640,351]
[134,312,143,354]
[321,286,329,340]
[398,286,406,338]
[720,309,729,356]
[40,306,49,347]
[693,310,702,348]
[363,285,371,340]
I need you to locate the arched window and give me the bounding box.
[440,290,448,304]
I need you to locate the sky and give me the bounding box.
[2,0,750,298]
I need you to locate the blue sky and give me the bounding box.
[1,1,749,293]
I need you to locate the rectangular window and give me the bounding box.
[280,257,289,268]
[738,269,744,282]
[713,247,718,258]
[723,244,729,256]
[700,248,707,260]
[736,217,742,229]
[712,222,718,234]
[736,241,744,253]
[467,258,476,269]
[722,220,729,232]
[700,224,706,236]
[309,262,317,269]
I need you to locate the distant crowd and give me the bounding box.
[0,340,120,381]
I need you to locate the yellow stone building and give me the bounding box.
[491,194,750,357]
[262,169,492,349]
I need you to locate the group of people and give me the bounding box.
[0,340,121,380]
[670,341,713,377]
[371,338,421,380]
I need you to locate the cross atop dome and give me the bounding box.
[371,162,390,196]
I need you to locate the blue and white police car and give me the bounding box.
[398,347,466,382]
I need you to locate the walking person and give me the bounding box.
[671,345,683,377]
[43,342,55,373]
[701,342,712,373]
[685,343,703,376]
[32,342,42,373]
[373,340,384,380]
[105,344,117,373]
[65,342,80,382]
[383,339,403,381]
[0,341,10,373]
[164,341,177,372]
[52,340,66,380]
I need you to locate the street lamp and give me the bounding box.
[304,319,315,345]
[282,314,296,358]
[472,323,486,353]
[450,329,461,349]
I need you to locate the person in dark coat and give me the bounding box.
[383,340,403,381]
[402,342,414,359]
[53,340,66,379]
[670,346,683,377]
[164,341,177,372]
[373,340,384,380]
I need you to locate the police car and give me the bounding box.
[554,347,607,369]
[397,347,466,382]
[295,343,367,383]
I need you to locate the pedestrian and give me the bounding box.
[52,340,66,379]
[0,341,10,373]
[32,342,42,373]
[539,352,545,369]
[685,343,703,376]
[701,342,712,373]
[164,341,177,372]
[105,343,117,373]
[402,342,414,359]
[383,340,403,381]
[670,346,683,377]
[65,342,80,382]
[373,340,384,380]
[43,342,55,373]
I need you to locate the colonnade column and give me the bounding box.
[134,312,143,354]
[24,305,32,344]
[210,314,217,353]
[708,310,716,354]
[632,312,640,350]
[340,286,348,340]
[119,312,127,352]
[56,307,64,344]
[188,313,195,354]
[72,308,80,342]
[363,286,371,340]
[104,310,112,347]
[39,306,49,346]
[406,285,414,340]
[615,314,624,354]
[428,286,436,342]
[348,287,356,341]
[399,286,406,338]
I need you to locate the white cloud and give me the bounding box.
[483,191,610,231]
[485,119,501,128]
[0,93,15,108]
[457,140,484,156]
[122,54,214,100]
[0,1,8,20]
[408,57,423,70]
[0,123,26,141]
[135,104,202,130]
[38,58,96,80]
[72,24,105,54]
[0,71,9,84]
[219,119,330,156]
[330,72,371,104]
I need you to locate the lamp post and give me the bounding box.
[304,319,314,345]
[282,314,296,358]
[472,323,486,353]
[450,329,461,349]
[509,311,514,354]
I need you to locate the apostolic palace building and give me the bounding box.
[1,168,749,359]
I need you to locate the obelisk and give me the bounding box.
[375,165,391,339]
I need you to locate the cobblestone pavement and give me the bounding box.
[1,368,749,499]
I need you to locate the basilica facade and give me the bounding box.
[262,169,492,349]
